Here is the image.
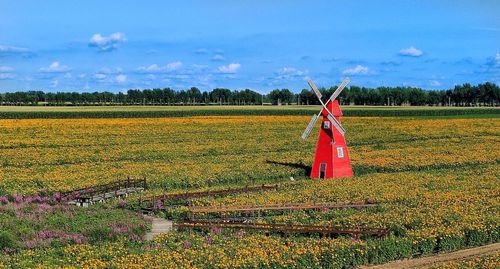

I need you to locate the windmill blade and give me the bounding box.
[326,114,346,136]
[307,80,322,100]
[301,114,320,140]
[328,77,350,103]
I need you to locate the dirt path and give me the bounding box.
[144,216,173,240]
[362,243,500,269]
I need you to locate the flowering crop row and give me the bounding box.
[0,106,497,119]
[0,115,498,268]
[1,116,498,194]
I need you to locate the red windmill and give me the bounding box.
[301,78,353,179]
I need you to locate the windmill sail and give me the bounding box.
[307,80,322,100]
[326,114,345,136]
[329,78,350,102]
[302,114,319,140]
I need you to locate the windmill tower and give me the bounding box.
[301,78,353,179]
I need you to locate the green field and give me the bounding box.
[0,106,498,268]
[0,105,498,119]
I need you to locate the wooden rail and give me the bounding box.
[140,184,278,210]
[174,220,389,237]
[188,201,378,214]
[142,184,278,202]
[60,177,147,203]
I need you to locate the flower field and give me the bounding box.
[0,110,499,268]
[1,115,498,194]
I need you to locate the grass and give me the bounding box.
[0,105,498,119]
[0,109,498,268]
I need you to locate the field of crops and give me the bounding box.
[0,107,499,268]
[0,105,498,119]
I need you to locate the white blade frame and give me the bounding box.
[307,80,346,136]
[307,80,322,100]
[326,114,346,136]
[328,77,350,103]
[301,114,320,140]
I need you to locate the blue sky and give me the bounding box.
[0,0,499,93]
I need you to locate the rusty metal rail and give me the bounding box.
[188,201,378,214]
[174,220,389,237]
[140,184,278,209]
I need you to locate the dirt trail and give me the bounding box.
[144,216,173,240]
[362,243,500,269]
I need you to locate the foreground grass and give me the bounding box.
[0,164,498,268]
[0,199,148,251]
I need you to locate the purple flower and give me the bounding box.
[111,224,129,234]
[15,194,23,203]
[205,236,213,245]
[153,200,163,210]
[37,203,52,212]
[117,199,127,209]
[24,240,37,249]
[52,192,61,202]
[182,240,191,249]
[33,195,43,203]
[0,196,9,204]
[234,230,244,239]
[210,227,222,235]
[128,233,142,241]
[25,196,34,205]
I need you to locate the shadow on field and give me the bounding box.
[266,160,312,176]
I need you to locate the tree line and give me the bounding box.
[0,82,498,106]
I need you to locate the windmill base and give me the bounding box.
[310,143,354,179]
[309,101,353,179]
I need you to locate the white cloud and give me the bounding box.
[0,45,31,53]
[88,32,126,51]
[98,67,122,74]
[192,64,208,70]
[195,48,208,54]
[0,66,14,72]
[137,64,162,72]
[276,67,308,77]
[495,52,500,63]
[399,46,423,57]
[342,65,370,75]
[166,61,182,71]
[429,80,441,87]
[39,61,71,73]
[137,61,183,73]
[93,73,107,80]
[115,74,127,83]
[0,73,15,80]
[218,63,241,73]
[211,54,225,61]
[267,67,309,84]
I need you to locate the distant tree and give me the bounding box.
[268,89,294,105]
